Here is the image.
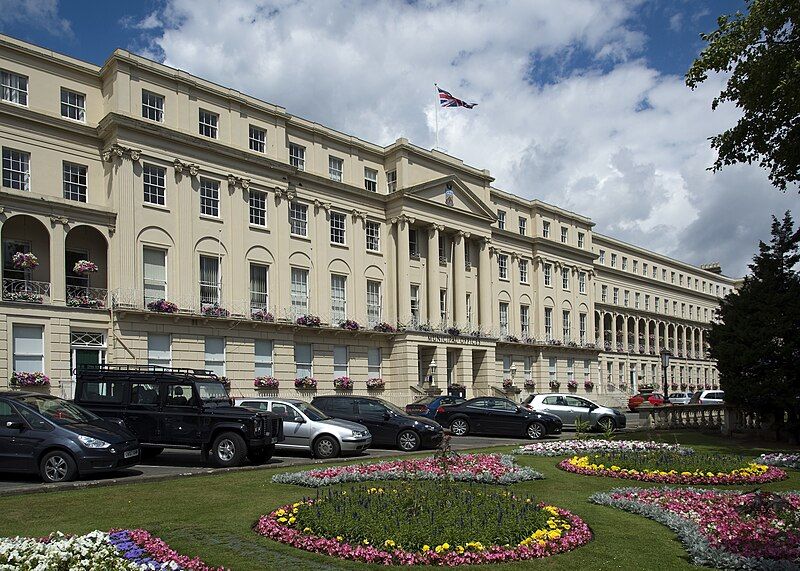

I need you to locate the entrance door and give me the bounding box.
[74,349,101,374]
[446,349,457,386]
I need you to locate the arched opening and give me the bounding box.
[65,225,108,309]
[1,215,51,304]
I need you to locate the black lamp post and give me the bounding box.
[660,348,672,404]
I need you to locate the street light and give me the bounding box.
[429,359,437,385]
[660,349,672,404]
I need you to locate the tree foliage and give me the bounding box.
[686,0,800,191]
[709,212,800,436]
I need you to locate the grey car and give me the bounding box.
[233,398,371,459]
[522,393,627,431]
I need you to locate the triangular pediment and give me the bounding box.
[399,175,497,221]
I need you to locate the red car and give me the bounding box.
[628,393,664,411]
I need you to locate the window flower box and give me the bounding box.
[72,260,99,274]
[202,303,229,318]
[548,338,563,346]
[524,380,536,390]
[583,380,594,390]
[147,299,178,313]
[254,376,279,389]
[549,380,561,390]
[680,382,688,390]
[67,296,105,309]
[294,376,317,389]
[10,371,50,387]
[296,314,321,327]
[12,251,38,269]
[373,322,397,333]
[446,326,460,336]
[333,376,353,389]
[670,383,679,390]
[6,291,43,303]
[583,342,596,349]
[505,335,520,343]
[366,377,385,389]
[252,309,275,322]
[339,319,360,331]
[567,379,578,391]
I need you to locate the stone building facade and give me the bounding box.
[0,35,737,405]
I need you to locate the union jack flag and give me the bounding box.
[437,85,477,109]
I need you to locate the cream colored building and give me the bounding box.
[0,35,736,406]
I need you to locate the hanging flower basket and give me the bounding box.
[502,378,514,389]
[12,252,38,270]
[373,322,397,333]
[294,377,317,389]
[252,309,275,322]
[67,296,105,309]
[584,380,594,390]
[670,383,679,390]
[549,380,561,390]
[73,260,99,274]
[524,380,537,390]
[10,371,50,387]
[254,376,279,389]
[296,314,321,327]
[217,376,231,388]
[366,377,385,390]
[333,376,353,389]
[147,299,178,313]
[339,319,361,331]
[567,379,579,391]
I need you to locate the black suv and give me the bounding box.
[74,365,283,467]
[311,395,443,451]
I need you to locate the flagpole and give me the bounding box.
[434,83,439,151]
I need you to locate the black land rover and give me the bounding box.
[74,365,283,467]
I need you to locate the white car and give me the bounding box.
[233,398,371,459]
[668,391,693,405]
[690,390,725,405]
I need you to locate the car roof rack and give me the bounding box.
[77,364,221,382]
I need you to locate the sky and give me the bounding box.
[1,0,797,277]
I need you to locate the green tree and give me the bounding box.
[709,211,800,440]
[686,0,800,192]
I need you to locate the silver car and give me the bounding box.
[668,391,694,405]
[233,398,371,459]
[522,393,627,431]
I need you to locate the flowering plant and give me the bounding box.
[202,303,229,318]
[567,379,578,390]
[549,380,560,390]
[334,376,353,389]
[448,382,466,390]
[756,452,800,469]
[296,314,321,327]
[294,376,317,389]
[251,309,275,322]
[446,326,461,336]
[516,439,692,457]
[339,319,361,331]
[583,379,594,390]
[254,376,279,389]
[502,378,514,389]
[590,487,800,569]
[670,382,679,390]
[548,339,562,346]
[366,377,385,389]
[373,322,397,333]
[72,259,98,274]
[524,380,536,389]
[12,251,38,269]
[217,376,230,388]
[67,295,105,309]
[272,453,543,487]
[5,291,43,303]
[147,299,178,313]
[505,335,520,343]
[10,371,50,387]
[680,382,688,390]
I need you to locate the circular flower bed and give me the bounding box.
[515,439,692,457]
[256,482,591,566]
[756,452,800,469]
[0,528,223,570]
[559,450,786,484]
[590,487,800,569]
[272,453,543,487]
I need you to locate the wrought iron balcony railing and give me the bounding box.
[2,278,51,304]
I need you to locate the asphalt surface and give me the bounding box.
[0,412,642,496]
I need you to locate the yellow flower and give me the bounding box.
[288,517,296,524]
[277,517,287,523]
[336,536,343,541]
[384,539,395,548]
[303,527,312,533]
[422,545,430,552]
[362,539,370,545]
[456,546,465,554]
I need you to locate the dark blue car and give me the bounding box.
[405,395,466,419]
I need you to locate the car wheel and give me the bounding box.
[526,422,546,440]
[397,429,420,452]
[313,435,341,459]
[449,418,470,436]
[597,417,616,431]
[248,444,274,464]
[141,447,164,460]
[211,431,247,467]
[40,450,77,483]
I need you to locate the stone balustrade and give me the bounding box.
[638,404,767,435]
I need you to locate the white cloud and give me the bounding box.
[0,0,72,36]
[133,0,796,277]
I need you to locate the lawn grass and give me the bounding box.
[1,431,798,570]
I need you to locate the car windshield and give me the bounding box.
[196,382,230,401]
[411,397,435,406]
[294,402,330,421]
[17,395,98,425]
[379,399,407,416]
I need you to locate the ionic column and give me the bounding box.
[698,329,704,358]
[478,237,492,330]
[453,231,467,327]
[681,326,688,356]
[427,224,442,325]
[633,318,640,353]
[395,216,412,324]
[644,321,651,354]
[690,328,696,358]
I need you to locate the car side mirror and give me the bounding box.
[6,421,24,430]
[292,416,305,423]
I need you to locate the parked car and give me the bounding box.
[524,394,627,431]
[404,395,466,419]
[689,390,725,405]
[627,392,665,411]
[435,397,562,440]
[74,365,283,467]
[0,391,140,483]
[233,398,371,459]
[668,391,694,405]
[311,395,443,452]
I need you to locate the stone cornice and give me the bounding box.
[594,265,724,303]
[0,189,117,228]
[0,102,98,141]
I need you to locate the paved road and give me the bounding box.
[0,413,641,496]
